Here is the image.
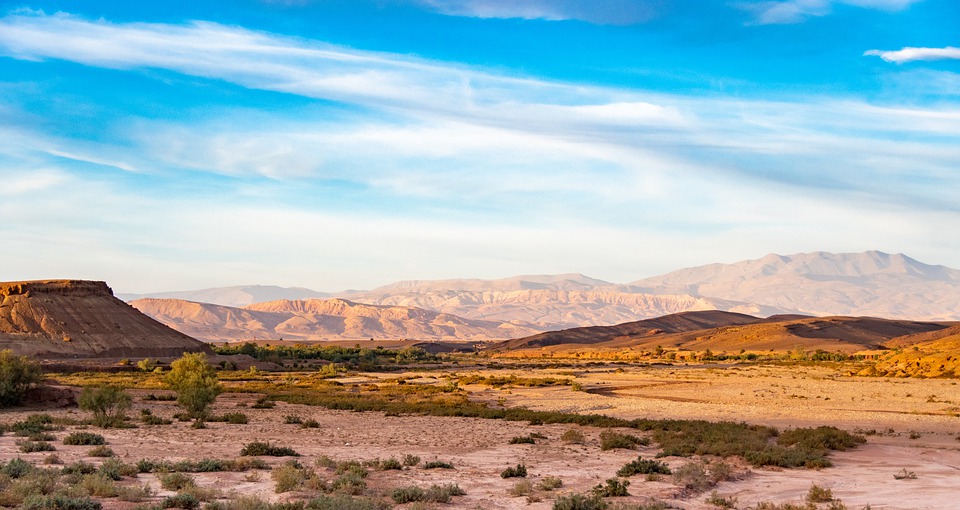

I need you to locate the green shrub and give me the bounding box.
[79,473,118,497]
[509,435,536,444]
[501,463,527,478]
[538,476,563,491]
[706,491,739,508]
[116,483,155,502]
[379,458,402,470]
[334,461,368,478]
[61,461,97,476]
[422,460,453,469]
[216,412,249,424]
[561,429,585,443]
[778,427,865,451]
[599,430,647,451]
[1,457,33,478]
[240,441,299,457]
[391,486,424,503]
[402,454,420,466]
[164,353,222,427]
[78,386,131,428]
[552,493,607,510]
[0,349,43,407]
[300,419,320,428]
[87,445,114,458]
[21,494,102,510]
[424,483,465,503]
[143,392,176,401]
[591,478,629,497]
[806,483,833,503]
[19,440,56,453]
[305,494,391,510]
[283,415,303,424]
[272,464,308,493]
[12,415,59,437]
[616,457,671,477]
[330,473,366,495]
[159,472,196,491]
[162,492,200,509]
[98,457,137,480]
[63,433,105,446]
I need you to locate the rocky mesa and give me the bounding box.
[0,280,210,358]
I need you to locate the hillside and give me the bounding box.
[491,311,953,357]
[131,297,542,342]
[632,251,960,320]
[0,280,210,358]
[862,326,960,377]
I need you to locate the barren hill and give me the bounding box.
[119,285,329,308]
[495,310,763,350]
[131,297,542,342]
[492,311,954,356]
[0,280,210,358]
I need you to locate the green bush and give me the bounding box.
[272,464,308,493]
[283,415,303,424]
[599,430,647,451]
[501,463,527,478]
[424,483,465,503]
[778,427,865,452]
[591,478,629,497]
[240,441,299,457]
[561,429,585,443]
[87,445,114,458]
[78,386,131,428]
[19,440,56,453]
[616,457,671,477]
[214,412,249,424]
[300,419,320,428]
[552,493,607,510]
[158,472,196,491]
[63,433,105,446]
[538,476,563,491]
[422,460,453,469]
[391,486,424,504]
[379,458,402,470]
[162,493,200,509]
[806,483,833,503]
[164,353,222,426]
[79,473,118,497]
[305,494,391,510]
[509,435,536,444]
[21,495,102,510]
[401,454,420,467]
[1,457,33,478]
[0,349,43,407]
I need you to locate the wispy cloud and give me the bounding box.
[865,46,960,63]
[740,0,920,24]
[410,0,662,25]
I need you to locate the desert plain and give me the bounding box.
[5,360,960,510]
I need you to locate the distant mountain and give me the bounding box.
[632,251,960,320]
[492,310,952,356]
[121,252,960,334]
[119,285,329,308]
[0,280,210,358]
[130,297,542,342]
[341,274,792,330]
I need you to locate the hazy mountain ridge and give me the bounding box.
[632,251,960,320]
[131,297,542,342]
[119,285,330,308]
[122,252,960,340]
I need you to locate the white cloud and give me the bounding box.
[411,0,662,25]
[865,46,960,63]
[742,0,920,24]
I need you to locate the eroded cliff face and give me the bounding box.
[0,280,210,358]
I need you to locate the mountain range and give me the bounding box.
[123,251,960,342]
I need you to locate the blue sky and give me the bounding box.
[0,0,958,293]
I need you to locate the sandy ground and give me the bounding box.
[3,363,960,509]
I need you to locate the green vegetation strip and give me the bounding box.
[243,381,863,469]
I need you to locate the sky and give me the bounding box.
[0,0,958,293]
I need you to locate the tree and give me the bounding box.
[164,353,222,427]
[79,386,131,427]
[0,349,42,407]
